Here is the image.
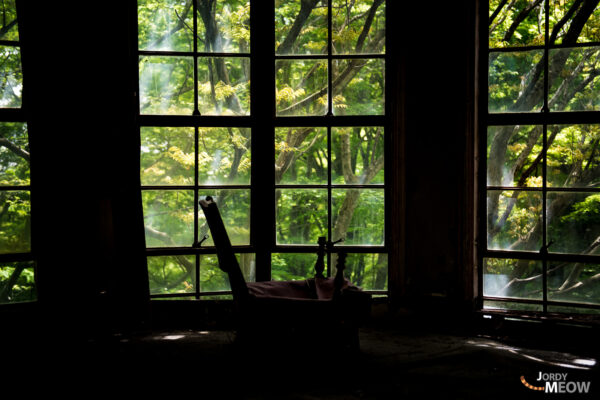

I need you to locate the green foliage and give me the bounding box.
[0,122,29,185]
[0,262,36,304]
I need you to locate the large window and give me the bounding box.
[0,1,35,304]
[482,0,600,314]
[137,0,387,299]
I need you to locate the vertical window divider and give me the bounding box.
[193,0,200,116]
[327,125,332,277]
[541,0,550,313]
[327,0,333,116]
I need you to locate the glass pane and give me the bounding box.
[332,58,384,115]
[487,190,542,251]
[147,255,196,295]
[547,305,600,314]
[550,1,600,44]
[198,190,250,246]
[486,125,542,187]
[483,300,543,312]
[547,192,600,254]
[140,126,195,186]
[549,47,600,112]
[332,0,386,54]
[198,57,250,115]
[275,0,327,55]
[142,190,194,247]
[488,0,545,48]
[139,56,194,115]
[483,258,543,300]
[200,253,255,292]
[547,125,600,188]
[275,127,327,185]
[272,252,323,280]
[0,122,29,186]
[332,127,384,184]
[276,59,327,116]
[0,46,21,108]
[198,127,251,185]
[0,262,35,304]
[0,190,30,254]
[548,262,600,305]
[488,50,544,113]
[332,189,384,245]
[137,0,193,52]
[197,0,250,53]
[0,1,18,41]
[342,253,387,291]
[276,188,327,244]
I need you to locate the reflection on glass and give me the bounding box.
[0,122,29,186]
[0,190,29,254]
[342,253,387,291]
[0,46,21,108]
[332,189,384,245]
[0,262,36,304]
[486,125,542,187]
[332,0,386,54]
[550,1,600,44]
[332,127,384,184]
[488,50,544,113]
[198,189,250,246]
[137,0,194,52]
[487,190,542,251]
[147,255,196,295]
[483,258,542,300]
[332,59,384,115]
[548,262,600,305]
[198,127,251,184]
[483,300,543,312]
[276,189,327,244]
[550,47,600,111]
[275,0,327,55]
[139,56,194,115]
[198,57,250,115]
[276,59,327,116]
[142,190,194,247]
[0,1,18,41]
[488,0,544,48]
[197,0,250,53]
[547,192,600,254]
[140,127,195,186]
[271,252,322,280]
[275,127,327,185]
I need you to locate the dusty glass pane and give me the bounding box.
[332,189,384,245]
[137,0,193,52]
[0,190,29,254]
[548,262,600,305]
[0,1,18,41]
[275,127,327,185]
[547,125,600,188]
[488,50,544,113]
[0,46,21,108]
[332,126,384,184]
[272,252,323,280]
[0,262,35,304]
[147,255,196,295]
[483,258,542,300]
[275,0,327,55]
[142,190,194,247]
[332,0,385,54]
[483,300,543,312]
[550,1,600,44]
[487,190,542,251]
[547,192,600,254]
[198,190,250,246]
[276,59,327,116]
[197,0,250,53]
[140,127,195,186]
[341,253,387,291]
[0,122,29,186]
[139,56,194,115]
[549,47,600,111]
[486,125,542,188]
[198,57,250,115]
[276,189,327,245]
[200,253,255,292]
[198,127,251,185]
[332,58,384,115]
[488,0,545,48]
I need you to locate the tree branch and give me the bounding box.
[0,137,30,161]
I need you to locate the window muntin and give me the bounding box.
[483,0,600,312]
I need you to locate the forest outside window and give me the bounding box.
[483,0,600,314]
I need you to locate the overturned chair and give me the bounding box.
[199,196,372,351]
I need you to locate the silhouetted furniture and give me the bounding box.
[199,196,371,351]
